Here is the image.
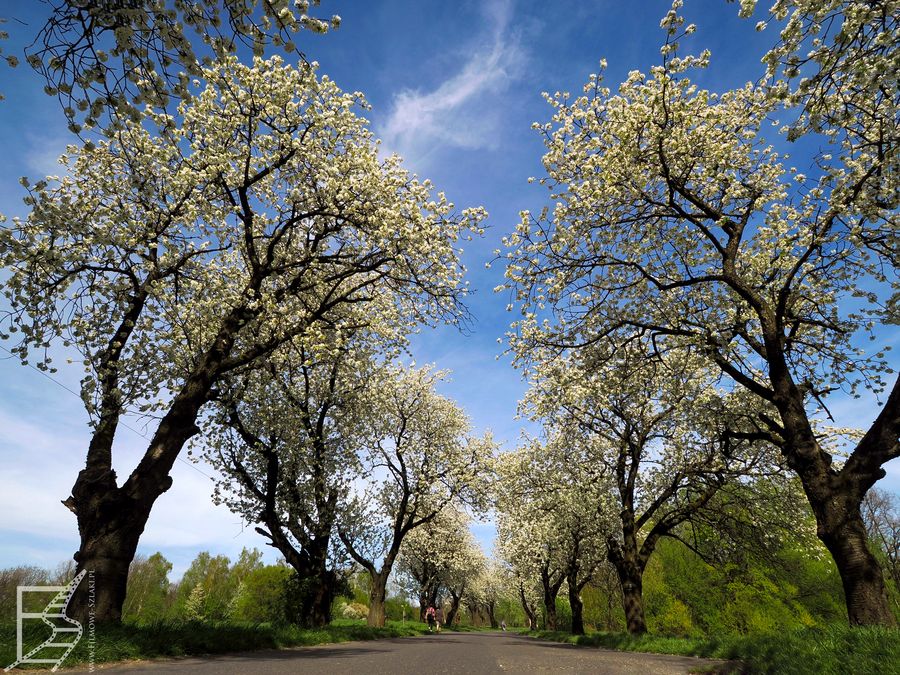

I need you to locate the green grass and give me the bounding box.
[520,624,900,674]
[0,618,440,669]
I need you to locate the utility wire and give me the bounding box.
[0,343,215,481]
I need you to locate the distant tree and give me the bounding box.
[494,430,611,634]
[396,505,482,623]
[523,343,782,634]
[0,566,48,621]
[495,498,567,631]
[122,552,172,623]
[581,568,625,632]
[464,559,508,629]
[203,333,373,627]
[337,366,494,627]
[47,559,77,585]
[863,488,900,614]
[183,584,208,622]
[171,548,261,621]
[173,552,231,620]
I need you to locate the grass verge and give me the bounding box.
[521,624,900,674]
[0,618,440,669]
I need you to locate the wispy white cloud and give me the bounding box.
[24,131,72,180]
[378,0,526,169]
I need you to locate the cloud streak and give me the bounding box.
[378,0,525,168]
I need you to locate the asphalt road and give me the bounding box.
[68,631,731,674]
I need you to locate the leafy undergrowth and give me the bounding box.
[0,618,441,669]
[521,624,900,674]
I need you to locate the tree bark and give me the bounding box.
[288,565,339,628]
[765,322,900,626]
[447,586,463,626]
[66,460,176,622]
[543,596,558,630]
[485,598,498,629]
[539,563,565,631]
[607,537,647,635]
[65,475,144,624]
[418,593,429,622]
[813,494,896,626]
[619,571,647,635]
[367,570,388,627]
[567,575,585,635]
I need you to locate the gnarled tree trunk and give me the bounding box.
[418,576,439,622]
[447,585,463,626]
[65,473,147,623]
[768,317,900,626]
[66,395,204,623]
[812,489,895,625]
[485,598,498,629]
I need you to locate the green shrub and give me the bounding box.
[230,565,292,623]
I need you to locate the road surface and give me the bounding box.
[67,630,732,674]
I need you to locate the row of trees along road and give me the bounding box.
[395,504,496,626]
[0,0,897,631]
[502,0,899,627]
[495,340,811,634]
[0,1,490,625]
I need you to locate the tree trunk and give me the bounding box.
[289,566,339,628]
[419,581,439,622]
[447,587,462,626]
[65,468,163,623]
[418,592,429,622]
[539,564,564,631]
[617,569,646,635]
[65,329,231,623]
[608,537,647,635]
[367,571,388,627]
[767,339,900,626]
[67,535,134,623]
[542,589,558,631]
[486,599,498,629]
[518,584,537,630]
[814,495,896,626]
[306,579,336,627]
[568,579,585,635]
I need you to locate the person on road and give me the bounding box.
[435,607,444,633]
[425,605,436,632]
[501,619,507,631]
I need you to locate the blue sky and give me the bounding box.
[0,0,897,580]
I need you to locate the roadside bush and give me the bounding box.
[340,602,369,620]
[230,565,292,623]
